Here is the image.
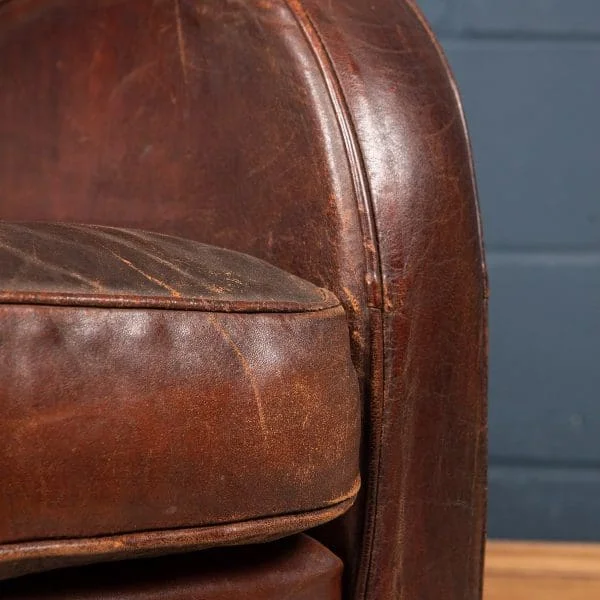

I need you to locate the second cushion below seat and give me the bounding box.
[0,535,342,600]
[0,222,360,579]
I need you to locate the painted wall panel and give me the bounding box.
[460,0,600,37]
[489,465,600,540]
[443,40,600,250]
[418,0,600,36]
[415,0,458,32]
[417,0,600,541]
[488,257,600,461]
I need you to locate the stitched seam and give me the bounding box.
[0,476,361,551]
[0,297,344,315]
[278,3,386,599]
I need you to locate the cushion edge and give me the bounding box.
[0,477,360,581]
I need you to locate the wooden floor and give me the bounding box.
[485,541,600,600]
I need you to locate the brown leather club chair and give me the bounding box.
[0,1,487,599]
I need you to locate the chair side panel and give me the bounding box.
[292,1,488,598]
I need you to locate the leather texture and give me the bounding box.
[0,535,342,600]
[0,1,487,598]
[0,222,360,580]
[0,222,339,311]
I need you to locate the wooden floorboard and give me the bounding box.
[485,541,600,600]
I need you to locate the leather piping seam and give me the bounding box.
[279,3,386,599]
[0,476,361,555]
[282,0,383,310]
[0,294,342,313]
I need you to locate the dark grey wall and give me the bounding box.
[417,0,600,540]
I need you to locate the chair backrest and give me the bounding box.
[0,1,487,598]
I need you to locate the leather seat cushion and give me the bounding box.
[0,534,342,600]
[0,222,360,579]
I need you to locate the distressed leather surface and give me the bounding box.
[0,222,360,580]
[0,1,487,598]
[0,222,338,311]
[0,535,343,600]
[293,3,489,599]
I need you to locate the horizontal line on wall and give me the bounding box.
[486,250,600,267]
[439,31,600,43]
[491,456,600,472]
